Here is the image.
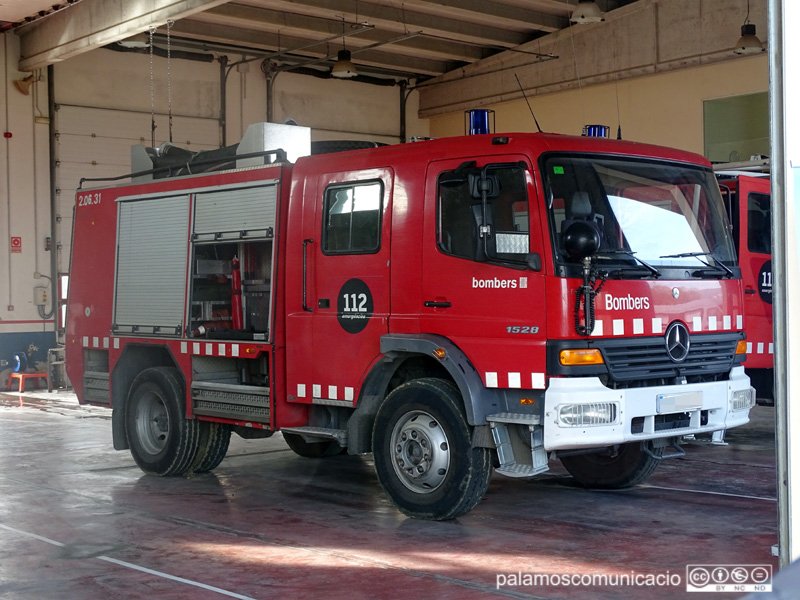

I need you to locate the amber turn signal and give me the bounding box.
[735,340,748,355]
[560,348,604,366]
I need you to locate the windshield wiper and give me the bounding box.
[595,250,661,278]
[659,251,712,259]
[659,251,733,278]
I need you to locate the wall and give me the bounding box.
[429,55,768,157]
[422,0,769,157]
[269,72,429,143]
[0,34,428,387]
[54,47,428,147]
[227,65,428,144]
[0,32,55,376]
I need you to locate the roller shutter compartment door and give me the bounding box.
[193,184,279,242]
[114,195,190,335]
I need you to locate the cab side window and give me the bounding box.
[323,181,383,254]
[437,164,530,263]
[747,192,771,255]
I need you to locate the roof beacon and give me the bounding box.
[583,124,610,138]
[465,109,495,135]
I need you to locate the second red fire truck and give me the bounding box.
[717,165,773,402]
[66,122,755,520]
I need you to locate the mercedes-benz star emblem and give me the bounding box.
[672,287,680,299]
[665,321,691,362]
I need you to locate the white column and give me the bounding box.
[769,0,800,566]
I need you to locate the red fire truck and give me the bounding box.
[717,166,773,402]
[66,123,755,520]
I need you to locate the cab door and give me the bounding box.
[420,157,548,391]
[737,175,772,368]
[286,168,393,406]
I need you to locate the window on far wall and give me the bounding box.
[703,92,769,164]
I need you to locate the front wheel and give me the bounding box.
[125,367,199,476]
[372,378,492,520]
[559,442,662,489]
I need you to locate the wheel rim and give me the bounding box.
[135,390,170,456]
[390,410,450,494]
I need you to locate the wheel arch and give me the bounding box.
[111,344,180,450]
[346,334,501,454]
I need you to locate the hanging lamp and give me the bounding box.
[733,0,765,55]
[570,1,604,24]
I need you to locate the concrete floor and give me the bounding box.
[0,390,779,599]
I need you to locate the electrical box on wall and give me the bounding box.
[34,287,48,306]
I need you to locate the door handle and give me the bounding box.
[745,289,757,294]
[303,238,313,312]
[424,300,452,308]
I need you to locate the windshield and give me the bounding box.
[543,154,736,276]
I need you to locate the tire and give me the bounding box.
[372,378,492,520]
[189,422,232,473]
[560,442,662,489]
[125,367,200,476]
[283,432,343,458]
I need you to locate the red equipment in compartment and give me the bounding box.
[231,256,243,330]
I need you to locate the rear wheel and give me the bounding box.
[189,422,232,473]
[372,378,492,520]
[125,367,199,476]
[283,432,343,458]
[560,442,662,489]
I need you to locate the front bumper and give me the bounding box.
[543,366,754,451]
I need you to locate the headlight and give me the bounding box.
[731,387,756,411]
[558,402,618,426]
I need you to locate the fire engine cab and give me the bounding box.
[66,123,755,520]
[716,164,773,401]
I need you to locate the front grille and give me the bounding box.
[599,332,740,382]
[631,410,709,434]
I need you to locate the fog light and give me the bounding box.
[732,387,756,411]
[558,402,617,426]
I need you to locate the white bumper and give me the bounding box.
[543,366,754,451]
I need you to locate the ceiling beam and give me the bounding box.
[191,4,486,62]
[170,19,453,75]
[492,0,630,16]
[17,0,230,71]
[367,0,567,33]
[242,0,529,47]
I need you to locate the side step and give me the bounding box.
[486,412,549,478]
[191,381,270,422]
[280,426,348,446]
[83,371,110,403]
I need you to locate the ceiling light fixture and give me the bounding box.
[570,1,604,24]
[117,33,151,49]
[733,0,765,55]
[331,49,358,78]
[331,18,358,79]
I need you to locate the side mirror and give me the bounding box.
[563,221,600,260]
[526,252,542,272]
